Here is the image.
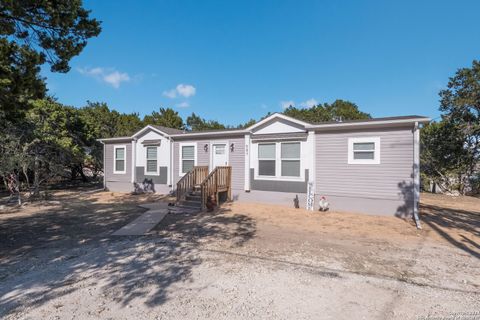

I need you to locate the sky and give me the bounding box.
[44,0,480,126]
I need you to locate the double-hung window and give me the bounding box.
[146,146,158,174]
[281,142,301,177]
[181,144,196,174]
[114,146,126,174]
[348,137,381,164]
[258,142,302,178]
[258,143,276,176]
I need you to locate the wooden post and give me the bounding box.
[228,167,232,201]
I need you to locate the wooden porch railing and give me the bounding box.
[200,166,232,210]
[176,166,208,202]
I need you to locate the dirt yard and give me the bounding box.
[0,190,479,319]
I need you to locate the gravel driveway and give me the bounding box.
[0,191,479,319]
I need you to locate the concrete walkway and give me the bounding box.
[112,202,199,236]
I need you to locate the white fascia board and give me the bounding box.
[97,137,132,142]
[305,117,431,130]
[245,113,310,131]
[169,130,247,138]
[132,125,171,138]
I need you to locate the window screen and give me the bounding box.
[146,146,157,173]
[115,147,125,173]
[281,142,300,176]
[181,145,195,173]
[258,144,276,176]
[258,144,275,158]
[353,142,375,160]
[281,142,300,158]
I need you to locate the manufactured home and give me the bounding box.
[99,113,430,217]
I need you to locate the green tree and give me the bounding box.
[143,107,184,129]
[425,60,480,194]
[0,128,30,204]
[116,113,144,136]
[237,118,257,129]
[421,120,471,193]
[0,0,101,123]
[283,99,370,123]
[186,112,226,131]
[25,99,88,194]
[78,101,143,177]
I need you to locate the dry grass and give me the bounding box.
[221,193,479,258]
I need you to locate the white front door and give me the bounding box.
[212,144,228,169]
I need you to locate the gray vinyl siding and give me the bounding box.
[315,127,414,201]
[172,136,245,190]
[104,142,132,183]
[228,137,245,190]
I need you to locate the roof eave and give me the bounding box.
[306,117,431,130]
[169,129,248,138]
[97,137,133,143]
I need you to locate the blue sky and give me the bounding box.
[44,0,480,125]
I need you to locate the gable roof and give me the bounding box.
[246,113,310,131]
[150,125,185,135]
[98,114,431,142]
[307,115,429,126]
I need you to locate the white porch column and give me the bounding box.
[167,137,172,187]
[131,139,136,183]
[413,122,421,229]
[308,130,316,185]
[244,134,251,191]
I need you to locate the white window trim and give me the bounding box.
[256,141,303,181]
[113,145,127,174]
[179,143,197,176]
[348,137,381,164]
[144,146,159,176]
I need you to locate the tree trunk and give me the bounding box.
[13,172,21,205]
[23,166,30,192]
[33,155,40,197]
[78,164,88,182]
[70,166,78,181]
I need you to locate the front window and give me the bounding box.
[257,142,302,178]
[281,142,300,177]
[114,146,126,174]
[146,146,158,174]
[258,143,276,176]
[181,145,195,174]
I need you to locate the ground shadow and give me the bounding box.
[0,190,256,317]
[395,173,479,259]
[420,202,479,259]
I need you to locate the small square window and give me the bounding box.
[348,138,380,164]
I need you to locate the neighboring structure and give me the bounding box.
[99,113,430,217]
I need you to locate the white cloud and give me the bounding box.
[280,100,295,110]
[176,101,190,108]
[163,83,196,98]
[260,103,268,109]
[77,67,130,88]
[162,89,177,98]
[299,98,318,108]
[103,71,130,88]
[176,84,196,97]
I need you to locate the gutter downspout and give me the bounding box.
[413,122,422,229]
[132,138,137,184]
[101,141,106,190]
[169,136,174,193]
